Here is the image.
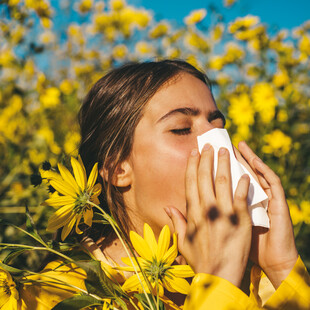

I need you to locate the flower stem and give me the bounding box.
[87,200,156,310]
[0,243,74,262]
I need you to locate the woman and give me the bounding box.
[20,59,310,309]
[76,59,309,308]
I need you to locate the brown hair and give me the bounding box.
[78,59,211,240]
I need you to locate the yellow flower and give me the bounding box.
[42,156,102,241]
[39,30,56,44]
[110,0,125,11]
[60,79,77,95]
[184,9,207,26]
[184,32,209,52]
[208,55,225,70]
[119,223,195,296]
[20,260,87,309]
[262,130,292,156]
[224,0,236,7]
[112,44,128,59]
[78,0,93,13]
[39,87,61,108]
[0,48,15,67]
[211,24,224,41]
[0,267,19,310]
[300,201,310,225]
[288,200,303,226]
[228,93,255,126]
[229,15,259,34]
[224,42,245,63]
[252,82,278,124]
[64,131,81,155]
[299,35,310,56]
[149,22,170,39]
[273,69,290,88]
[135,41,153,55]
[277,110,288,122]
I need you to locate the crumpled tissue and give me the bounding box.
[197,128,270,228]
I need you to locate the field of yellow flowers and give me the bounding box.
[0,0,309,269]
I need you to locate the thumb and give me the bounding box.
[165,206,187,253]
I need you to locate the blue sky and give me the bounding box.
[130,0,310,30]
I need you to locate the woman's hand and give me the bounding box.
[165,144,252,287]
[238,141,298,289]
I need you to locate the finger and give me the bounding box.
[233,174,251,224]
[165,206,187,254]
[185,149,200,222]
[198,144,216,208]
[238,141,270,189]
[253,158,285,200]
[215,147,233,213]
[232,145,260,184]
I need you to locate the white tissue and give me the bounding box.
[197,128,270,228]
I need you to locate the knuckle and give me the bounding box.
[234,192,246,201]
[216,175,228,185]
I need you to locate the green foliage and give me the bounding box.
[0,0,309,271]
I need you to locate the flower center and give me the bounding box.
[0,279,12,296]
[74,191,91,213]
[145,258,170,281]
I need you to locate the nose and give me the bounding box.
[197,120,217,136]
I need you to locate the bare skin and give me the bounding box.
[99,72,298,292]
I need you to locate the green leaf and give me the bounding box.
[52,294,103,310]
[134,293,166,310]
[75,260,124,299]
[3,249,27,264]
[0,261,25,276]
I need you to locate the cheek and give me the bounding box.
[132,136,191,213]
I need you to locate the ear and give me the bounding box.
[99,160,133,187]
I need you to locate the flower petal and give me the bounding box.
[162,233,178,265]
[83,207,93,227]
[61,215,77,241]
[75,214,83,234]
[101,262,126,283]
[58,163,80,194]
[121,256,144,269]
[91,183,102,197]
[0,289,10,308]
[122,274,141,292]
[143,223,157,257]
[87,162,98,190]
[40,169,63,182]
[163,275,191,294]
[50,179,77,197]
[44,195,75,208]
[156,225,170,260]
[130,231,153,260]
[47,204,75,231]
[91,196,100,206]
[169,265,195,278]
[71,157,86,190]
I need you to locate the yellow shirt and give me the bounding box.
[184,256,310,309]
[20,257,310,309]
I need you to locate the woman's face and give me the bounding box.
[123,73,225,237]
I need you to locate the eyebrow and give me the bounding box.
[157,107,226,126]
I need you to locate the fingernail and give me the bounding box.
[191,148,198,156]
[241,174,250,180]
[202,143,211,152]
[219,147,227,156]
[164,207,172,217]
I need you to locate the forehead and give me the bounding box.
[142,73,216,121]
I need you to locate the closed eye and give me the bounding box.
[171,128,192,135]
